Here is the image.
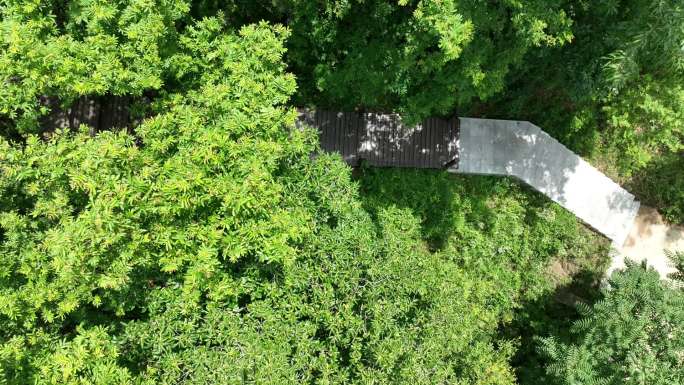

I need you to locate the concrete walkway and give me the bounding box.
[449,118,641,248]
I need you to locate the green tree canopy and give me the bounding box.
[2,1,674,384]
[270,0,573,123]
[74,0,573,125]
[539,262,684,385]
[0,8,580,383]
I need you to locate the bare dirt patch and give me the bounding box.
[613,206,684,277]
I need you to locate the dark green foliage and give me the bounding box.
[358,168,609,264]
[358,167,459,249]
[667,251,684,283]
[280,0,571,121]
[539,262,684,385]
[508,265,607,385]
[198,0,572,123]
[282,0,573,123]
[359,168,610,311]
[629,153,684,224]
[358,169,613,385]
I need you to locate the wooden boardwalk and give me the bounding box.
[40,95,133,133]
[37,99,460,171]
[296,109,459,169]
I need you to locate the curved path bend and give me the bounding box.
[451,118,640,248]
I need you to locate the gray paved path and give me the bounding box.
[452,118,640,248]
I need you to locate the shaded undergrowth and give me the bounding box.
[356,167,610,385]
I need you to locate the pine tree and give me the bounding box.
[539,261,684,385]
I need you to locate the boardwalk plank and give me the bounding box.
[297,109,459,169]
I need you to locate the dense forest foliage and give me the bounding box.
[1,0,683,384]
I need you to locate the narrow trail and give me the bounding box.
[299,110,682,278]
[612,206,684,278]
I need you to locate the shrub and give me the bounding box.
[539,262,684,385]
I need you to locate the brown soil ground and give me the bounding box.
[612,206,684,277]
